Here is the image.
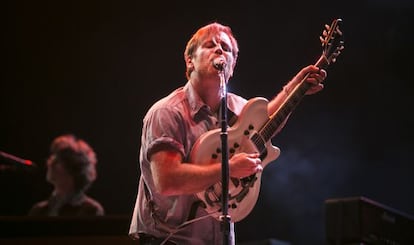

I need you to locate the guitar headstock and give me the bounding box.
[319,18,344,67]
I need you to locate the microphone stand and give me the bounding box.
[217,69,234,245]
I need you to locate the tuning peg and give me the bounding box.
[319,36,325,46]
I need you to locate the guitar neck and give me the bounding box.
[259,55,329,143]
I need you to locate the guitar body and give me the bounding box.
[190,97,281,222]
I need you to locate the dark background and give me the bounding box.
[2,0,414,244]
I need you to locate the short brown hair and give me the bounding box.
[48,134,97,192]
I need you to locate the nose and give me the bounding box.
[214,45,223,54]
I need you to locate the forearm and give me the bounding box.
[162,162,223,195]
[267,81,296,116]
[150,151,222,196]
[266,65,325,133]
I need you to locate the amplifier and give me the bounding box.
[325,196,414,245]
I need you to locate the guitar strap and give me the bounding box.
[187,199,206,221]
[227,113,238,127]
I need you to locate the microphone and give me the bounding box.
[0,150,36,167]
[213,58,226,71]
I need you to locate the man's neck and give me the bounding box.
[190,78,221,113]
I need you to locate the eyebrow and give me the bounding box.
[202,38,232,51]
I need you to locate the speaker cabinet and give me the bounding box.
[325,196,414,245]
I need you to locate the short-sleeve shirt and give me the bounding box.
[129,81,247,245]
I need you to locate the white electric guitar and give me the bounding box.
[190,19,344,222]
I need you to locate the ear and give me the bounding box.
[186,56,193,69]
